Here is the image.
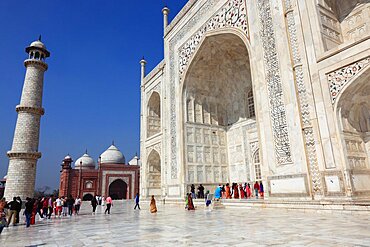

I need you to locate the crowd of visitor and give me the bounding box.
[0,181,264,234]
[213,181,264,200]
[189,181,264,201]
[185,181,265,210]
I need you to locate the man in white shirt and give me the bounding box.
[74,197,81,215]
[55,197,62,217]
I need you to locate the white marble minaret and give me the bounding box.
[4,37,50,200]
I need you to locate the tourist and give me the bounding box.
[221,185,226,199]
[259,181,264,198]
[36,197,44,219]
[0,199,7,234]
[47,196,54,219]
[31,199,37,225]
[205,190,212,207]
[150,195,157,213]
[134,193,140,210]
[91,196,98,215]
[6,197,20,226]
[233,183,239,199]
[246,183,252,198]
[214,184,222,200]
[55,196,62,217]
[42,197,48,218]
[225,183,231,199]
[187,193,195,210]
[15,196,22,224]
[104,195,113,214]
[254,181,260,198]
[190,184,196,199]
[67,195,74,216]
[62,196,68,217]
[74,196,81,215]
[24,197,33,228]
[199,184,204,198]
[239,184,245,199]
[101,196,105,207]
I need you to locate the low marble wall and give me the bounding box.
[267,174,309,197]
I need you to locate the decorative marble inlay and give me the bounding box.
[257,0,292,165]
[179,0,249,78]
[327,57,370,104]
[146,83,161,98]
[282,0,322,193]
[146,143,161,157]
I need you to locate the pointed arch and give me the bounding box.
[147,149,161,196]
[147,91,161,137]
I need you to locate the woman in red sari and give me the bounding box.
[233,183,239,199]
[239,184,245,199]
[187,193,195,210]
[225,183,231,199]
[30,199,37,225]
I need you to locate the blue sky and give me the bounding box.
[0,1,187,190]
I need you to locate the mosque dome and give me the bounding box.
[75,153,95,169]
[100,144,125,164]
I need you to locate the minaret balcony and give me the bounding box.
[24,59,48,71]
[7,151,42,160]
[16,105,45,115]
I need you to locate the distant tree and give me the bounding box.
[34,186,51,198]
[51,189,59,198]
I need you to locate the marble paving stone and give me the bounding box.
[0,201,370,246]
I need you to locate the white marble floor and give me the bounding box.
[1,201,370,247]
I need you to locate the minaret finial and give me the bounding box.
[112,140,115,145]
[38,35,42,41]
[85,149,88,154]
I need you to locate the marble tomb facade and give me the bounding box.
[140,0,370,201]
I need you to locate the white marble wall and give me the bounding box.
[140,0,370,200]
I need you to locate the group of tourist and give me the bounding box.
[185,181,264,210]
[0,194,83,233]
[214,181,264,200]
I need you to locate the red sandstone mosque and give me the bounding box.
[59,144,140,200]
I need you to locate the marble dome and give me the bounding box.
[29,40,46,50]
[75,153,95,169]
[100,145,125,164]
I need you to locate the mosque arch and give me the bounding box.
[108,179,128,200]
[82,193,94,201]
[147,91,161,138]
[334,66,370,172]
[85,180,93,189]
[147,149,161,196]
[181,31,257,186]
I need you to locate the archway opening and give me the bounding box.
[108,179,128,200]
[336,67,370,171]
[147,92,161,137]
[82,193,93,201]
[147,149,161,196]
[182,33,256,189]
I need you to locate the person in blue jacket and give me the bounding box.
[134,193,140,210]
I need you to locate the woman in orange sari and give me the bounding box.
[150,195,157,213]
[225,183,231,199]
[187,193,195,210]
